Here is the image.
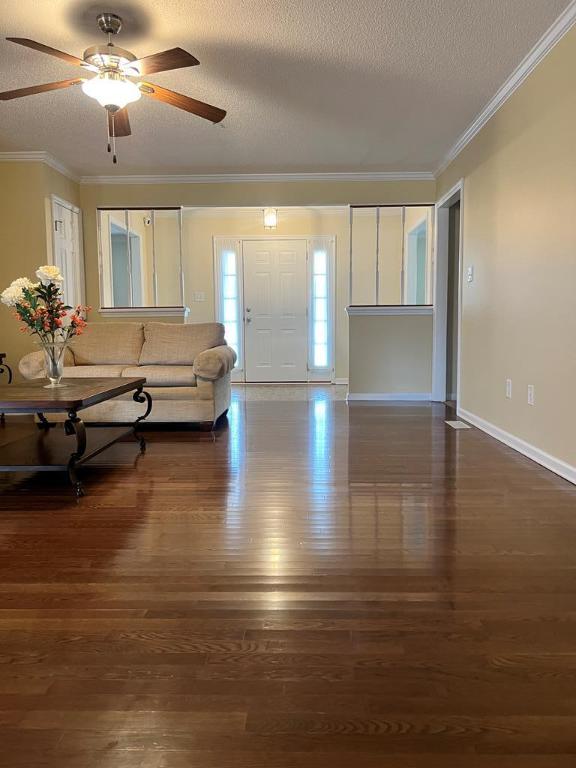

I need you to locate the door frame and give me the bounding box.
[432,179,464,402]
[49,195,85,306]
[213,235,336,384]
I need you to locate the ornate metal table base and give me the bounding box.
[133,386,153,453]
[0,354,13,385]
[35,387,153,497]
[0,378,152,498]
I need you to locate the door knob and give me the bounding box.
[246,317,252,323]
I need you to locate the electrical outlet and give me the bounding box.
[506,378,512,399]
[527,384,535,406]
[467,265,474,283]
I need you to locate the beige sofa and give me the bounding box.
[19,322,236,425]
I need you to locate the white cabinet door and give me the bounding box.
[52,199,85,308]
[243,240,308,382]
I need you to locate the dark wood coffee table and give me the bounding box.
[0,378,152,497]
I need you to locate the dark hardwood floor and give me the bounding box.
[0,394,576,767]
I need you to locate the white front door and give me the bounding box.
[52,199,85,307]
[243,239,308,382]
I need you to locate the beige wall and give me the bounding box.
[348,314,433,395]
[437,26,576,467]
[0,161,80,377]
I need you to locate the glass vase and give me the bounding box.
[38,340,69,388]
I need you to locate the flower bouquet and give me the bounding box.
[1,266,89,387]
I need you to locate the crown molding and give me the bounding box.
[0,150,79,182]
[79,170,436,185]
[435,0,576,176]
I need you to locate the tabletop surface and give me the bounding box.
[0,377,146,411]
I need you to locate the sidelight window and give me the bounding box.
[214,238,243,369]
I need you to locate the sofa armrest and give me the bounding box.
[19,348,75,379]
[193,345,237,381]
[19,351,46,380]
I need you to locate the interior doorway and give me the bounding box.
[446,201,460,404]
[432,180,463,403]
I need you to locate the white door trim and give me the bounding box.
[432,179,464,402]
[50,194,81,215]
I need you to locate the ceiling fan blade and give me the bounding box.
[0,78,84,101]
[108,108,131,137]
[129,47,199,75]
[6,37,86,67]
[140,81,226,123]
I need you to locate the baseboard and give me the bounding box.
[458,407,576,486]
[333,378,349,385]
[347,392,431,402]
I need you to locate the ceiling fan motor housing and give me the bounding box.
[83,44,138,73]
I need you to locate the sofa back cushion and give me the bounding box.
[139,322,225,366]
[71,323,144,365]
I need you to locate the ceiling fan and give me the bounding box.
[0,13,227,163]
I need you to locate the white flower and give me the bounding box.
[12,277,36,290]
[36,265,64,286]
[1,284,23,307]
[1,277,36,307]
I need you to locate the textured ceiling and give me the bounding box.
[0,0,571,175]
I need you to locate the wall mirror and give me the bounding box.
[98,208,184,310]
[350,205,434,306]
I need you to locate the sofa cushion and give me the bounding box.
[139,322,225,366]
[62,365,126,378]
[121,365,197,387]
[71,323,144,365]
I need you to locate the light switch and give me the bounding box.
[193,291,206,302]
[467,265,474,283]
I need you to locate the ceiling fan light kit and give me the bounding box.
[82,73,141,111]
[1,12,226,164]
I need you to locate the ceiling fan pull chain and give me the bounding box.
[106,111,111,154]
[111,114,118,164]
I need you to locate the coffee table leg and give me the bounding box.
[132,387,152,453]
[65,409,87,497]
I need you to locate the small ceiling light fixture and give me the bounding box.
[263,208,278,229]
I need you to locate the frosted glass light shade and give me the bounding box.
[263,208,278,229]
[82,74,141,110]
